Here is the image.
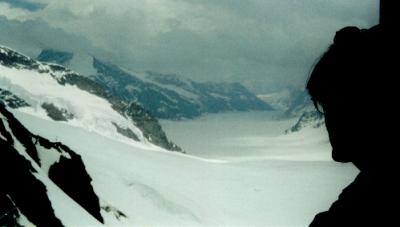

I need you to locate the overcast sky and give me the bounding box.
[0,0,379,93]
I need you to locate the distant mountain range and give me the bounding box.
[37,49,273,120]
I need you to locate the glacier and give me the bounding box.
[11,110,358,226]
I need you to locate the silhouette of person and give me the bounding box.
[307,23,398,226]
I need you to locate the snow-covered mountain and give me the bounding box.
[0,46,181,151]
[280,90,325,133]
[285,110,325,134]
[257,87,325,134]
[0,103,103,226]
[36,49,273,120]
[257,87,307,112]
[284,90,314,117]
[0,46,357,226]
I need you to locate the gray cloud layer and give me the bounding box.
[1,0,379,93]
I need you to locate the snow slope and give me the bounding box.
[0,46,181,151]
[14,110,359,226]
[0,64,144,143]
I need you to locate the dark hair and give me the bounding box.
[306,26,367,112]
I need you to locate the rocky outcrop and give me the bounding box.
[41,102,74,121]
[285,110,324,134]
[0,103,103,225]
[283,90,325,133]
[0,88,29,109]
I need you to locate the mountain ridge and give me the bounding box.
[36,49,273,120]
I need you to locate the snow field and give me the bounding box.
[14,111,359,226]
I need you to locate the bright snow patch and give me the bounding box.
[0,64,158,150]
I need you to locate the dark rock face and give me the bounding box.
[0,139,64,227]
[41,102,74,121]
[1,104,41,164]
[123,102,182,152]
[0,47,39,70]
[48,152,104,223]
[0,194,22,227]
[101,205,127,221]
[0,89,29,109]
[0,103,103,225]
[112,122,140,141]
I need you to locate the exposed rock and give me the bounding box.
[101,205,127,221]
[285,110,324,134]
[0,88,29,109]
[41,102,74,121]
[0,103,103,225]
[112,122,140,141]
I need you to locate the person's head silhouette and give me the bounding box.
[306,25,395,173]
[307,23,398,226]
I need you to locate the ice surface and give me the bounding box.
[161,111,331,161]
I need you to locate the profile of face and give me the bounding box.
[321,93,375,171]
[321,99,355,163]
[308,25,394,173]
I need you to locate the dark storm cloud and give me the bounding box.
[0,0,379,93]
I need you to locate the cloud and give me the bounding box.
[0,16,110,60]
[0,0,45,11]
[0,2,33,21]
[1,0,379,93]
